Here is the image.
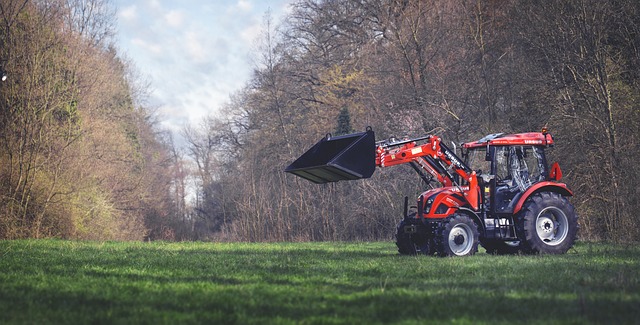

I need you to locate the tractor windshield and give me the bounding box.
[465,148,490,175]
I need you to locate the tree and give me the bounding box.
[335,107,353,136]
[0,0,180,240]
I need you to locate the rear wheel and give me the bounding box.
[437,214,479,257]
[518,192,578,254]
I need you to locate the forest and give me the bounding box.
[1,0,639,243]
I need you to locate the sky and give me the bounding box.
[114,0,293,143]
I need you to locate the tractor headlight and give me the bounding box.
[423,197,435,214]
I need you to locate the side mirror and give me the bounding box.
[549,162,562,181]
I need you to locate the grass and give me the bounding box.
[0,240,638,324]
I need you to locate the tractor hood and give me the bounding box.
[420,186,470,218]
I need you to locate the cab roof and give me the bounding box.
[462,132,554,149]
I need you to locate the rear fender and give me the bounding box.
[512,182,573,214]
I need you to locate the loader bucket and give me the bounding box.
[285,129,376,184]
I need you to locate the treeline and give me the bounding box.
[2,0,639,243]
[185,0,640,242]
[0,0,184,240]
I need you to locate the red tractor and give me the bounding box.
[285,127,578,256]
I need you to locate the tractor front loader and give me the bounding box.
[285,128,578,256]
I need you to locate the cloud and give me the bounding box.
[119,5,137,21]
[131,38,162,55]
[184,31,208,63]
[164,10,184,28]
[240,22,262,44]
[236,0,253,12]
[155,82,230,135]
[147,0,161,10]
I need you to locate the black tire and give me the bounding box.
[395,218,433,255]
[437,214,480,257]
[481,239,522,255]
[518,192,578,254]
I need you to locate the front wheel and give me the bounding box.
[437,214,479,257]
[518,192,578,254]
[395,218,433,255]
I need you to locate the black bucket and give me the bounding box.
[285,129,376,184]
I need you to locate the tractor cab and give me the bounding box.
[462,131,555,216]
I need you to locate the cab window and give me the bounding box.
[465,148,490,175]
[494,146,546,191]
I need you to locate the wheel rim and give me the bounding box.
[535,207,569,246]
[448,224,474,255]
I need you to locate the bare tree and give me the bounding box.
[62,0,115,47]
[512,0,640,241]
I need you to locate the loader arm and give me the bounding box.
[375,135,480,211]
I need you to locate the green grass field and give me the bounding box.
[0,240,638,324]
